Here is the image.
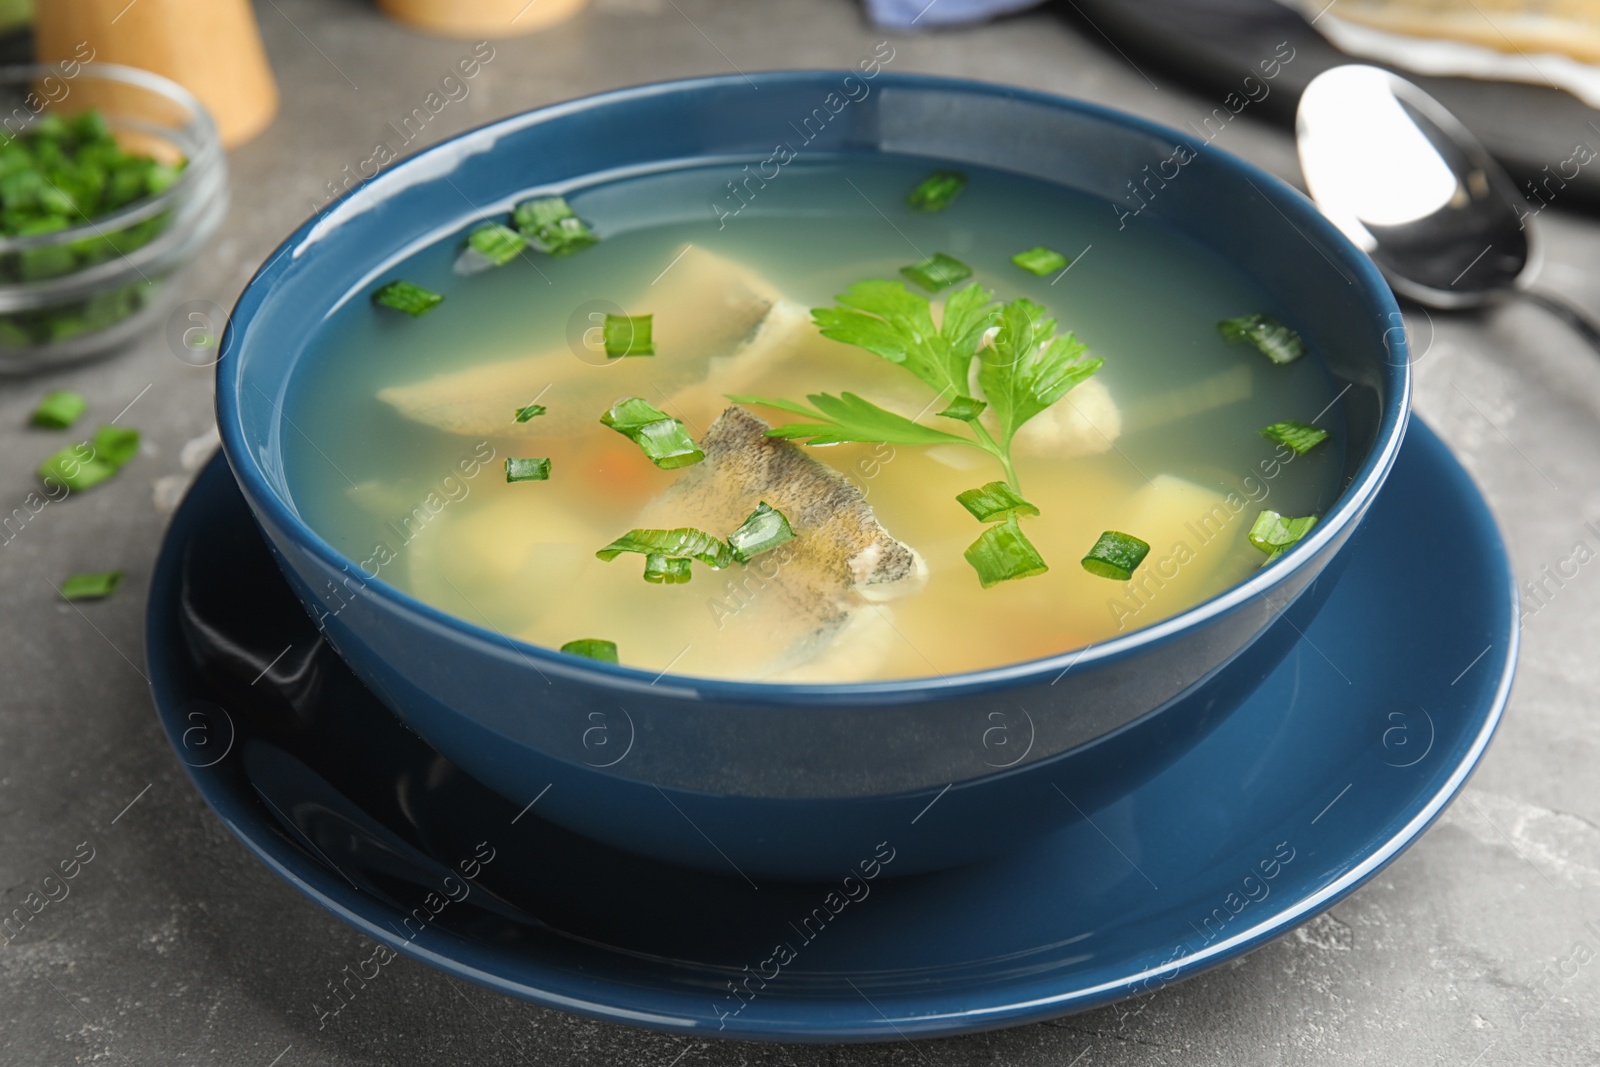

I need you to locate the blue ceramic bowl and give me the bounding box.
[216,73,1409,881]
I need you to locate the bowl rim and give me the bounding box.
[216,69,1411,703]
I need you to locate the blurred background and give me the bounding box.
[1,2,1597,1065]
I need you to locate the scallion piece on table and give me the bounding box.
[1258,420,1328,455]
[603,313,655,358]
[60,570,124,600]
[643,553,694,584]
[38,445,116,491]
[512,196,599,255]
[1080,530,1151,581]
[513,402,547,423]
[373,280,444,317]
[599,397,704,470]
[728,502,795,563]
[466,222,527,267]
[92,425,140,466]
[1011,246,1070,276]
[31,390,86,429]
[899,253,972,292]
[37,424,139,492]
[1248,510,1318,560]
[560,638,619,663]
[1218,312,1306,365]
[964,515,1049,588]
[938,395,987,422]
[907,170,966,212]
[505,457,551,482]
[957,481,1041,523]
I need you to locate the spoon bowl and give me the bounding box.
[1297,64,1600,349]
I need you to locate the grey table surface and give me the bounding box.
[3,1,1599,1064]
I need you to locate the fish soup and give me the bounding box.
[282,157,1344,682]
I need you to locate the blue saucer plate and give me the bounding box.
[146,419,1515,1042]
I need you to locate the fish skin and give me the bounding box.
[637,406,926,671]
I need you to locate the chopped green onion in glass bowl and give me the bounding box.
[0,62,227,374]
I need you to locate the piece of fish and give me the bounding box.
[637,405,927,676]
[376,247,781,439]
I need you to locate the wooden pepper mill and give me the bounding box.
[34,0,279,148]
[377,0,591,38]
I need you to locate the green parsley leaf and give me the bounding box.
[937,395,987,422]
[560,638,618,663]
[1259,420,1328,455]
[513,402,547,422]
[1011,246,1069,276]
[596,527,734,569]
[964,515,1049,588]
[908,170,966,212]
[1218,312,1306,364]
[1081,531,1151,580]
[728,502,795,563]
[899,253,972,292]
[505,457,551,482]
[811,280,997,402]
[979,298,1103,448]
[1248,510,1318,560]
[60,570,124,600]
[599,397,704,469]
[512,196,598,255]
[729,391,972,448]
[956,481,1040,522]
[466,222,527,267]
[603,313,654,357]
[31,390,86,429]
[373,280,443,317]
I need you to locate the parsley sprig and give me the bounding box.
[733,279,1102,588]
[734,280,1101,496]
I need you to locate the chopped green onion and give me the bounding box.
[1011,246,1070,276]
[37,423,140,492]
[728,502,795,563]
[1259,420,1328,455]
[937,395,987,422]
[957,481,1040,522]
[964,515,1049,588]
[513,402,547,423]
[599,397,704,470]
[512,196,598,255]
[560,638,618,663]
[899,253,972,293]
[644,554,693,584]
[603,313,654,358]
[373,280,444,317]
[92,425,139,467]
[908,170,966,212]
[60,570,124,600]
[1248,510,1318,560]
[466,222,527,267]
[1080,531,1151,581]
[1218,313,1305,365]
[505,457,551,482]
[38,444,116,491]
[596,527,734,570]
[31,390,86,429]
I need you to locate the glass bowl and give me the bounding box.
[0,62,227,374]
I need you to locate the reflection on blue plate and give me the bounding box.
[146,419,1514,1042]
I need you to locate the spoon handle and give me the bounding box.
[1521,289,1600,357]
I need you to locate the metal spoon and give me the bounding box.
[1296,64,1600,352]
